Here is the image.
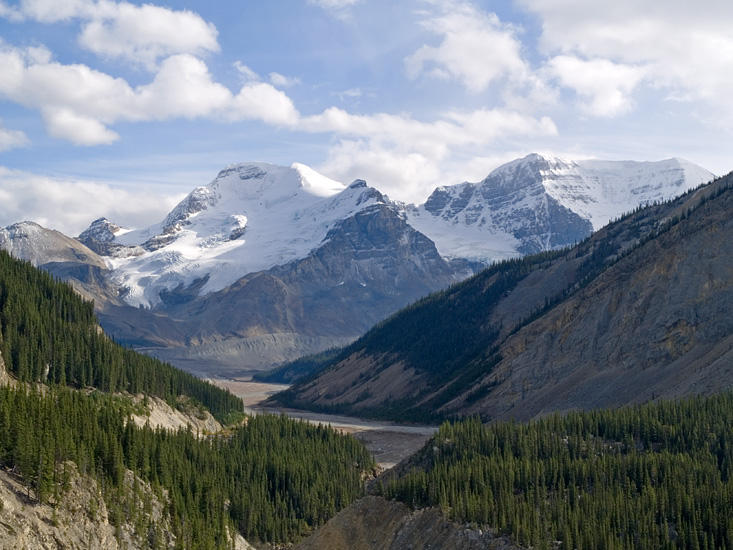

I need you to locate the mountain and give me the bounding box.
[294,495,522,550]
[0,220,106,270]
[1,156,714,375]
[274,171,733,422]
[407,154,713,261]
[73,163,472,374]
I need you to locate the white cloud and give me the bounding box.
[306,107,557,202]
[405,2,529,93]
[0,1,23,21]
[521,0,733,121]
[77,2,219,69]
[546,56,646,117]
[318,140,442,201]
[0,166,182,235]
[135,55,232,120]
[43,108,120,145]
[7,0,219,69]
[0,122,29,151]
[269,72,300,88]
[15,0,94,22]
[232,82,299,126]
[0,45,299,145]
[303,106,555,157]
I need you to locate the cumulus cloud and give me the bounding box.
[0,45,298,145]
[319,140,442,201]
[306,107,557,202]
[6,0,219,69]
[77,2,219,69]
[0,122,29,151]
[406,2,529,93]
[521,0,733,121]
[0,166,182,235]
[546,56,646,117]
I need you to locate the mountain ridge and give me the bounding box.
[273,172,733,421]
[1,154,714,374]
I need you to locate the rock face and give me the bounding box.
[295,496,522,550]
[130,394,223,434]
[277,173,733,421]
[77,217,139,257]
[0,462,173,549]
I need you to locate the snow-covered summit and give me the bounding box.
[539,156,713,229]
[407,153,714,262]
[98,163,388,307]
[80,155,714,309]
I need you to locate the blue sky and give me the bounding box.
[0,0,732,234]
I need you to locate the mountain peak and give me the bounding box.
[207,162,344,204]
[78,217,125,242]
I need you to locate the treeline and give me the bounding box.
[0,250,241,420]
[0,385,375,547]
[379,392,733,550]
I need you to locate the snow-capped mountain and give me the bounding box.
[407,154,714,262]
[84,163,389,308]
[5,155,713,374]
[74,163,467,372]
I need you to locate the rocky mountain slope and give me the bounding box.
[0,462,175,550]
[1,156,713,375]
[294,496,522,550]
[274,171,733,421]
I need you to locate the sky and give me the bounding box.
[0,0,732,234]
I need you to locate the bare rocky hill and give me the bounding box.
[276,173,733,421]
[294,496,522,550]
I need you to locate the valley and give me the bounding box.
[213,377,437,469]
[3,2,733,547]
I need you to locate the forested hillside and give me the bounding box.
[0,250,241,420]
[0,250,376,548]
[379,392,733,550]
[0,387,375,547]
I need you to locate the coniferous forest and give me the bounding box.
[0,249,376,547]
[0,249,242,420]
[380,393,733,550]
[0,386,374,546]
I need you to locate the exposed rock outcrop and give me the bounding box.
[295,496,522,550]
[0,463,172,549]
[129,394,223,434]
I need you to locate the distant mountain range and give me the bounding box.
[0,154,714,375]
[273,171,733,422]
